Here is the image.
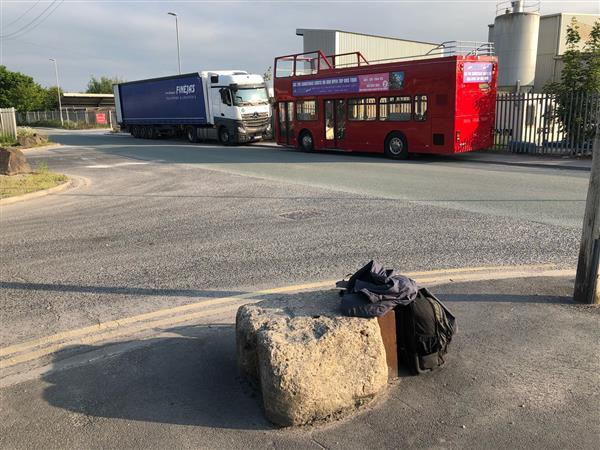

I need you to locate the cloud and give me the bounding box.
[1,0,598,91]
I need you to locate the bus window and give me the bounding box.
[348,98,376,121]
[296,100,317,121]
[379,96,411,121]
[414,95,428,121]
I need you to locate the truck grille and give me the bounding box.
[242,112,270,129]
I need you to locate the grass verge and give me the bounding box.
[0,133,17,146]
[0,167,68,199]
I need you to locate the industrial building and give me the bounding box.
[488,1,600,92]
[60,92,115,110]
[295,29,439,66]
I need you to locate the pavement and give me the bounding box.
[1,275,598,449]
[256,140,593,172]
[0,129,596,448]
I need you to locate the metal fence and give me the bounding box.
[0,107,18,139]
[17,109,115,128]
[494,92,598,156]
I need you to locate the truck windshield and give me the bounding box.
[232,86,269,106]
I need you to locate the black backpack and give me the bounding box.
[395,287,456,374]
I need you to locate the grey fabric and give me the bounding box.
[339,260,419,318]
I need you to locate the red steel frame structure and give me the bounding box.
[273,45,497,159]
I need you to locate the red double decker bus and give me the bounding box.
[273,42,497,159]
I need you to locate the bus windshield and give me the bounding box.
[232,86,269,106]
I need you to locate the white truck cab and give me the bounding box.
[202,71,271,144]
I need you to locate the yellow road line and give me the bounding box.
[0,264,559,361]
[1,301,256,369]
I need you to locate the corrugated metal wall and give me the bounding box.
[300,29,337,57]
[534,14,560,91]
[336,32,438,66]
[336,32,438,65]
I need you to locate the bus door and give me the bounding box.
[324,99,346,148]
[277,101,295,145]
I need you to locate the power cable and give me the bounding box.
[1,1,56,38]
[1,1,63,40]
[3,0,42,29]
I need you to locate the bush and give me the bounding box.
[17,127,37,138]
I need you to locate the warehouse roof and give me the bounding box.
[61,92,114,108]
[295,28,438,46]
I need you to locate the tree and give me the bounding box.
[0,66,47,112]
[43,86,63,110]
[86,75,124,94]
[263,66,272,82]
[546,18,600,148]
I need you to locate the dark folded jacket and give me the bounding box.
[338,260,419,318]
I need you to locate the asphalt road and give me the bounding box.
[1,130,588,346]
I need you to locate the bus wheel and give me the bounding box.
[186,126,198,143]
[384,132,408,160]
[218,126,231,145]
[299,131,314,152]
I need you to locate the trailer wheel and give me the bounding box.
[384,132,409,160]
[218,126,232,145]
[147,127,156,139]
[186,126,198,143]
[298,130,314,152]
[131,126,139,138]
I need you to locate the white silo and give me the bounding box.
[489,1,540,91]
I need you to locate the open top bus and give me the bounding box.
[273,41,497,159]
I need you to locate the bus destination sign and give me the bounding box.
[463,63,493,83]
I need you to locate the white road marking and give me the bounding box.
[85,162,150,169]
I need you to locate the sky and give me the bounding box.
[1,0,598,91]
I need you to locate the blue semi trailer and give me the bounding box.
[113,71,271,144]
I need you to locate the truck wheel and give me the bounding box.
[384,132,409,160]
[186,126,198,143]
[298,131,314,152]
[147,127,156,139]
[131,126,139,138]
[218,126,231,145]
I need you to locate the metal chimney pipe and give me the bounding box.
[511,0,525,13]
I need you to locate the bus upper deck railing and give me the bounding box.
[274,41,495,77]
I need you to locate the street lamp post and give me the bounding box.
[167,12,181,74]
[49,58,64,126]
